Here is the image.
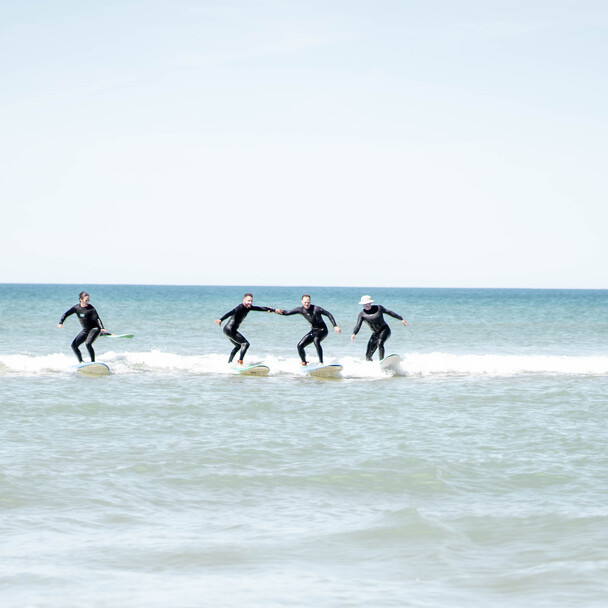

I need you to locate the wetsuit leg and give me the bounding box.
[84,328,101,362]
[376,326,392,360]
[365,332,379,361]
[312,327,328,363]
[298,328,329,363]
[297,332,313,363]
[71,330,88,363]
[224,328,250,363]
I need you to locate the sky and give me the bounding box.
[1,0,607,289]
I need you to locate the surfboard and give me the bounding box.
[380,354,401,373]
[231,364,270,377]
[76,362,111,376]
[101,333,134,338]
[304,364,343,378]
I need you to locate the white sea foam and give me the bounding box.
[0,352,75,375]
[2,351,607,378]
[400,352,608,377]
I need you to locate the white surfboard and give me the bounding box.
[76,362,111,376]
[231,364,270,377]
[379,354,401,374]
[304,364,343,378]
[101,333,134,339]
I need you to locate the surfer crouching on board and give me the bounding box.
[215,293,278,365]
[276,295,341,366]
[57,291,109,363]
[351,295,407,361]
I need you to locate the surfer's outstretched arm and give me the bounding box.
[382,306,407,326]
[351,311,365,338]
[276,307,300,316]
[319,307,341,333]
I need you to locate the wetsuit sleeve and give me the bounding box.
[59,306,77,325]
[380,305,404,321]
[277,307,301,316]
[219,307,238,322]
[250,305,275,313]
[352,312,364,335]
[319,307,338,327]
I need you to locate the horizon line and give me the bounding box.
[1,281,606,291]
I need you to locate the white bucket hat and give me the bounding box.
[359,295,374,305]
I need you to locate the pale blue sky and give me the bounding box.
[2,0,607,288]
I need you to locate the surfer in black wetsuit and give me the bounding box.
[215,293,277,364]
[351,295,407,361]
[57,291,108,363]
[277,295,341,366]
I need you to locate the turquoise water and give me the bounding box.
[2,284,608,607]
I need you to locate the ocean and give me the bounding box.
[1,284,607,607]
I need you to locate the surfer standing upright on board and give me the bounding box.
[215,293,278,365]
[57,291,108,363]
[351,295,407,361]
[276,294,341,366]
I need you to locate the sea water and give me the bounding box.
[1,284,607,607]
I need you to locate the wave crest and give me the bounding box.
[1,351,607,378]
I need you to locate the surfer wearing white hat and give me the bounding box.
[351,295,407,361]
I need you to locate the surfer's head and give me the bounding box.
[242,293,254,308]
[79,291,90,306]
[359,295,373,309]
[301,295,311,309]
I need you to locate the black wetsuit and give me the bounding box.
[352,304,404,361]
[279,305,338,364]
[59,304,105,363]
[219,303,275,363]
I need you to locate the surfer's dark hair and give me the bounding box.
[243,293,253,299]
[301,294,311,300]
[79,291,90,300]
